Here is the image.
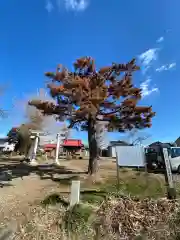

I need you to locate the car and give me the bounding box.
[145,142,180,173]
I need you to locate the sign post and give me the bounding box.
[162,148,176,199]
[70,180,80,206]
[115,146,120,190]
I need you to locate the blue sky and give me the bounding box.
[0,0,179,145]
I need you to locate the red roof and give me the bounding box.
[43,139,83,150]
[62,139,83,147]
[11,127,18,131]
[44,144,57,149]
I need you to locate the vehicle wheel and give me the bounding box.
[177,165,180,174]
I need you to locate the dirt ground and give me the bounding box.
[0,157,116,231]
[0,157,171,239]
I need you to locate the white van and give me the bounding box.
[145,146,180,173]
[168,147,180,173]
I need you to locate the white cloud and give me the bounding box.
[45,0,54,12]
[140,78,158,98]
[46,0,89,12]
[138,48,159,74]
[156,62,176,72]
[155,65,166,72]
[64,0,89,11]
[138,34,175,98]
[169,62,176,69]
[156,36,164,43]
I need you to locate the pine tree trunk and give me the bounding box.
[88,118,99,175]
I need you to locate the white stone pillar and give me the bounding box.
[70,180,80,206]
[55,133,61,165]
[30,133,39,165]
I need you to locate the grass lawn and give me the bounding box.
[48,159,167,201]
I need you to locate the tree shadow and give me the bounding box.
[0,157,87,188]
[41,193,69,207]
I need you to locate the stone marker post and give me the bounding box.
[70,180,80,206]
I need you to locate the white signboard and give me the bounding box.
[163,148,174,188]
[116,146,145,167]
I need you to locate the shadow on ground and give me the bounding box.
[0,157,87,188]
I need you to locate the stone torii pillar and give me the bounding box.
[55,133,61,166]
[30,133,39,166]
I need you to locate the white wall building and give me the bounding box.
[107,141,132,158]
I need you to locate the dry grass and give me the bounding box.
[0,158,179,239]
[10,196,180,239]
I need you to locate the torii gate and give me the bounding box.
[28,130,65,165]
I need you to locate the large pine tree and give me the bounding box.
[29,57,155,174]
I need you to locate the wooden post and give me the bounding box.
[143,147,148,173]
[162,148,176,199]
[70,180,80,206]
[143,146,149,186]
[115,146,120,190]
[55,133,61,165]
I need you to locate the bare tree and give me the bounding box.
[20,88,70,135]
[96,120,109,156]
[126,129,151,146]
[9,88,70,158]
